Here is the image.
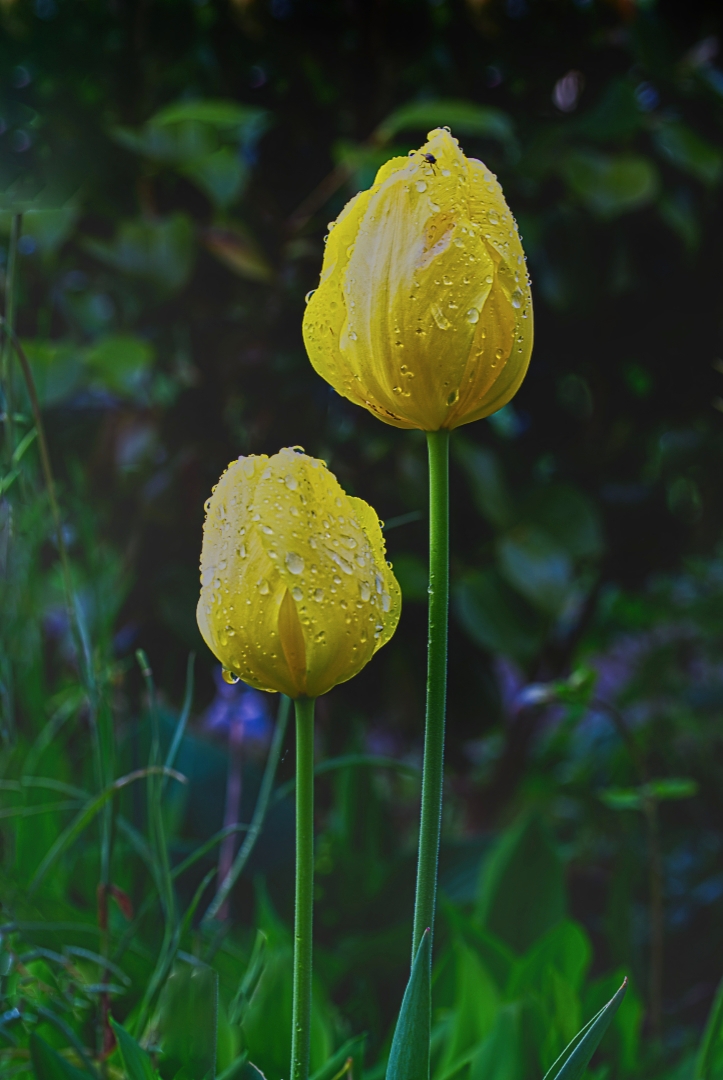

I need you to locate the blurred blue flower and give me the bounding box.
[202,665,271,744]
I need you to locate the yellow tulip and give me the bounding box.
[302,127,533,432]
[196,447,401,699]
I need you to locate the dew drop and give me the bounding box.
[360,581,371,602]
[315,630,326,644]
[431,304,452,331]
[258,579,270,595]
[291,586,303,601]
[305,290,316,304]
[381,593,392,613]
[314,588,324,602]
[348,330,358,341]
[495,347,504,360]
[467,307,479,324]
[284,474,298,491]
[447,389,459,406]
[511,288,524,309]
[222,669,240,685]
[286,551,305,575]
[415,179,427,193]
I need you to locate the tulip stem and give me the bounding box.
[412,428,450,964]
[291,695,315,1080]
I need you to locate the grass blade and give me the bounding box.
[543,978,628,1080]
[385,929,431,1080]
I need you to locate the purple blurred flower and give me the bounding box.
[202,666,271,744]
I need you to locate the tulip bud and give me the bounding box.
[197,448,401,699]
[303,127,533,432]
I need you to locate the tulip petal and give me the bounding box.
[198,449,401,699]
[302,128,533,431]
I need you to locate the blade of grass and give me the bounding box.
[28,767,186,893]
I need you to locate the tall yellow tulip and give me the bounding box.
[302,127,532,431]
[197,447,401,700]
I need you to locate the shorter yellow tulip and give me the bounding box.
[303,127,533,432]
[197,447,401,699]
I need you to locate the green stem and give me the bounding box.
[412,428,450,962]
[291,696,315,1080]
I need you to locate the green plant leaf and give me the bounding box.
[475,815,565,955]
[154,961,218,1080]
[385,929,431,1080]
[29,1034,94,1080]
[110,1018,157,1080]
[653,120,723,186]
[83,215,194,293]
[310,1034,366,1080]
[468,1004,527,1080]
[455,441,514,529]
[694,972,723,1079]
[561,150,659,217]
[373,100,515,148]
[454,568,546,663]
[496,526,574,617]
[542,978,628,1080]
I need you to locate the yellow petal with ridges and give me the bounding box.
[197,448,401,699]
[303,128,533,431]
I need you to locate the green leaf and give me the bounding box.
[437,941,499,1075]
[110,1019,157,1080]
[526,485,603,561]
[455,568,546,663]
[694,972,723,1079]
[385,929,431,1080]
[84,215,194,293]
[476,815,565,954]
[653,121,723,186]
[562,150,659,217]
[509,920,592,999]
[152,100,266,132]
[373,100,515,149]
[600,777,698,812]
[455,441,514,529]
[85,334,155,396]
[310,1035,366,1080]
[645,777,698,801]
[29,1035,94,1080]
[542,978,628,1080]
[468,1004,527,1080]
[181,148,248,209]
[154,962,218,1080]
[496,527,574,616]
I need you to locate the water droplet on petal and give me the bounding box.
[511,288,524,309]
[415,179,427,193]
[360,582,371,602]
[291,586,303,601]
[286,552,305,575]
[284,474,298,490]
[305,290,316,304]
[447,389,459,406]
[222,669,240,685]
[258,579,270,595]
[467,307,480,324]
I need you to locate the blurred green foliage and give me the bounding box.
[2,0,723,1076]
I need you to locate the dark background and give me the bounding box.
[3,0,723,1072]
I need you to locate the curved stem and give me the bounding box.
[412,429,450,962]
[291,696,315,1080]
